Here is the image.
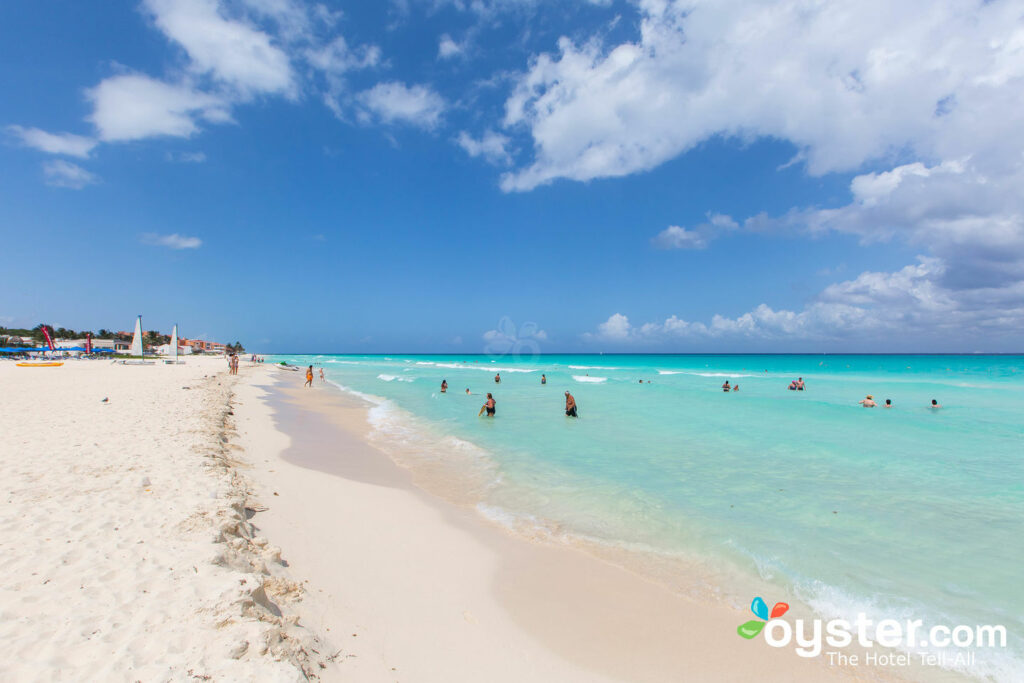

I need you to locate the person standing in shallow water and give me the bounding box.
[319,367,325,382]
[305,365,313,388]
[494,373,501,384]
[440,379,447,393]
[565,391,578,417]
[478,393,496,417]
[541,374,546,385]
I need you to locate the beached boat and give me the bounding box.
[16,361,64,367]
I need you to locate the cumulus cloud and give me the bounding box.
[87,74,231,142]
[356,82,446,128]
[43,160,98,189]
[141,232,203,249]
[7,126,97,158]
[438,34,464,59]
[500,0,1024,191]
[456,130,512,165]
[143,0,296,97]
[652,213,737,250]
[585,257,1024,347]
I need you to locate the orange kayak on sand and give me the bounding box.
[16,362,64,367]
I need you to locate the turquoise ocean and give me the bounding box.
[270,353,1023,679]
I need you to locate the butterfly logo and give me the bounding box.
[737,596,789,639]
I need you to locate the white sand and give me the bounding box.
[0,358,335,681]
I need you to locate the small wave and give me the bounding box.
[377,373,414,382]
[431,362,537,373]
[569,364,624,370]
[573,375,607,383]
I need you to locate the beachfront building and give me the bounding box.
[178,337,228,354]
[154,343,193,356]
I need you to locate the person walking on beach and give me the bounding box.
[478,393,496,417]
[859,394,876,407]
[494,373,501,384]
[305,365,314,388]
[564,391,578,417]
[319,368,325,382]
[441,379,448,393]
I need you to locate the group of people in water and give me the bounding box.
[859,395,942,409]
[440,373,578,418]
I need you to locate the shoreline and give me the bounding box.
[236,364,889,681]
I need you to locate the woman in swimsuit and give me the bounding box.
[479,393,496,417]
[441,379,447,393]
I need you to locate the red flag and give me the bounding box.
[86,333,93,354]
[41,326,55,351]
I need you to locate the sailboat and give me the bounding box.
[120,315,154,365]
[165,324,185,364]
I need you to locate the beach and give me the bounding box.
[1,355,1011,681]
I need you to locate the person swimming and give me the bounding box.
[565,391,578,417]
[732,384,739,392]
[478,393,496,417]
[930,399,942,409]
[859,394,877,407]
[465,388,470,395]
[441,379,447,393]
[884,399,892,408]
[722,381,731,392]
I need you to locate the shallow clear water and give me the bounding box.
[271,353,1024,679]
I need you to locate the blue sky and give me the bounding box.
[2,0,1022,353]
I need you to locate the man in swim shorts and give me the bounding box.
[565,391,577,417]
[494,373,501,384]
[305,365,313,388]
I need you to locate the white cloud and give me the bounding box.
[141,232,203,249]
[456,130,512,165]
[652,213,738,250]
[651,226,706,250]
[7,126,97,158]
[42,160,98,189]
[438,34,464,59]
[87,74,231,142]
[585,257,1024,347]
[356,82,446,128]
[500,0,1024,191]
[143,0,296,97]
[166,151,207,163]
